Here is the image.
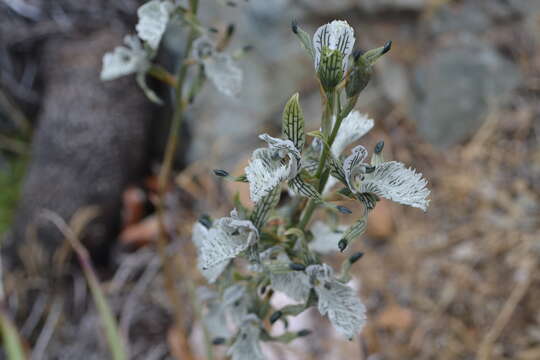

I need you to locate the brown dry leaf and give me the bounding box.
[167,325,197,360]
[376,305,414,331]
[122,186,146,227]
[119,215,159,247]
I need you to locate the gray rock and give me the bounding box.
[429,3,491,35]
[357,0,426,13]
[410,44,521,147]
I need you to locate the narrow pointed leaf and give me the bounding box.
[282,93,305,151]
[250,185,281,230]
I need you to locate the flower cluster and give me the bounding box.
[192,20,430,359]
[100,0,243,102]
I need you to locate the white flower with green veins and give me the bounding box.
[136,0,174,51]
[313,20,355,90]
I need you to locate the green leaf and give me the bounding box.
[292,21,315,61]
[250,185,281,230]
[282,93,305,151]
[288,176,322,203]
[0,310,26,360]
[341,216,368,246]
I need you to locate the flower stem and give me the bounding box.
[298,92,354,230]
[155,23,212,360]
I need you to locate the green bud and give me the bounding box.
[346,41,392,100]
[338,238,348,252]
[289,263,306,271]
[270,311,283,324]
[318,48,345,91]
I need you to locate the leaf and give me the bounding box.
[292,21,315,61]
[341,217,368,246]
[250,185,281,230]
[282,93,305,151]
[136,0,173,50]
[0,310,26,360]
[288,175,323,202]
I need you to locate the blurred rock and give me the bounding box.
[3,30,153,269]
[377,58,409,105]
[410,44,521,147]
[357,0,426,13]
[429,3,491,35]
[367,199,395,239]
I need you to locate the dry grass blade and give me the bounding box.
[41,209,128,360]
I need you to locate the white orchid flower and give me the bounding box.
[227,314,265,360]
[193,36,243,97]
[334,145,430,211]
[245,134,301,203]
[313,20,355,89]
[100,35,149,81]
[192,210,259,282]
[306,264,366,339]
[136,0,174,50]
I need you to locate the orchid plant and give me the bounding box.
[101,2,430,357]
[192,19,430,359]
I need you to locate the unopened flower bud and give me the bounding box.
[270,311,283,324]
[338,238,348,252]
[289,263,306,271]
[349,252,364,264]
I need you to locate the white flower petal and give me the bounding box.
[227,315,265,360]
[136,0,173,50]
[223,284,253,326]
[265,252,311,302]
[307,264,366,339]
[259,134,301,162]
[192,222,230,283]
[204,300,230,339]
[197,216,258,271]
[204,53,243,97]
[192,36,215,60]
[361,161,430,211]
[309,221,346,254]
[313,20,355,70]
[315,279,366,339]
[331,112,374,157]
[245,148,290,203]
[100,35,148,81]
[343,145,369,191]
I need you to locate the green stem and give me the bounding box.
[298,93,354,230]
[155,24,213,360]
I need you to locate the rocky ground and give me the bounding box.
[1,0,539,359]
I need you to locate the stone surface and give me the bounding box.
[410,44,521,148]
[357,0,426,13]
